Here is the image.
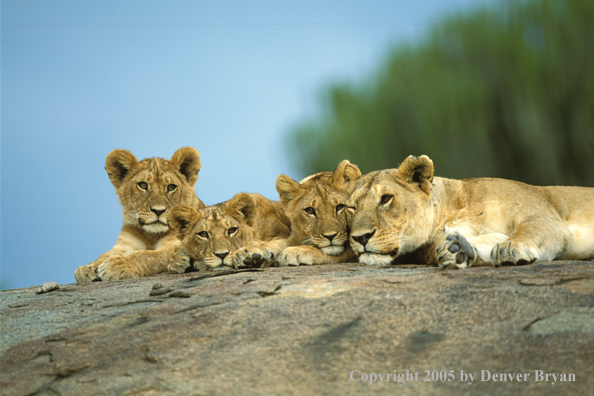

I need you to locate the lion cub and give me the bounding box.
[167,193,292,271]
[347,155,594,269]
[74,147,205,283]
[235,160,362,267]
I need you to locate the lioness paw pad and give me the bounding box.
[436,234,476,269]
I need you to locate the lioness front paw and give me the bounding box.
[278,246,319,266]
[436,233,477,269]
[168,245,191,273]
[491,240,538,267]
[98,257,141,281]
[74,263,101,284]
[233,244,274,268]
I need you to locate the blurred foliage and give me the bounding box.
[287,1,594,186]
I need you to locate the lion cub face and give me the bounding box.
[106,147,202,234]
[347,155,435,265]
[276,160,361,255]
[169,193,258,269]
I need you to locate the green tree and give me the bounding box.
[287,1,594,187]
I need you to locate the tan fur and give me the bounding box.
[347,155,594,269]
[74,147,205,283]
[265,160,362,266]
[167,193,291,271]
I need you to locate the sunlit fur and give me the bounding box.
[348,154,594,268]
[273,160,362,266]
[168,193,291,271]
[74,147,205,283]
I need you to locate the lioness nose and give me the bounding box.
[215,252,229,260]
[151,208,166,217]
[323,232,338,242]
[352,230,376,246]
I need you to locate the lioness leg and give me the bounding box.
[491,217,567,266]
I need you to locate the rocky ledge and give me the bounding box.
[1,261,593,396]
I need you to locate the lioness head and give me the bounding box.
[276,160,362,255]
[106,147,203,234]
[168,193,258,269]
[347,155,435,265]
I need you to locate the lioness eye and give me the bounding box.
[228,227,238,236]
[304,207,316,216]
[138,182,148,190]
[167,184,177,192]
[336,204,345,212]
[197,231,209,239]
[380,194,393,204]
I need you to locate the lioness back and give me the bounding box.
[74,147,205,283]
[347,154,594,269]
[168,193,291,271]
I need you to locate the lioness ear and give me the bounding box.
[105,149,139,189]
[170,147,201,187]
[332,159,362,189]
[276,174,301,204]
[226,193,257,227]
[168,204,200,238]
[395,155,434,195]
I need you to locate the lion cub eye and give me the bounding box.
[380,194,393,205]
[137,182,148,190]
[304,207,316,216]
[167,184,177,192]
[228,227,238,236]
[336,204,345,213]
[197,231,209,239]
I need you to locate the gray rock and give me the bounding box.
[1,261,593,395]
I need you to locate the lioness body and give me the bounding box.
[168,193,291,271]
[74,147,205,283]
[348,155,594,268]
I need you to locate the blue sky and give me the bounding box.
[1,0,487,290]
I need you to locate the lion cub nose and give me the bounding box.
[151,207,166,217]
[323,232,338,242]
[352,230,376,246]
[215,252,229,260]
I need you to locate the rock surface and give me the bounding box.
[1,261,593,395]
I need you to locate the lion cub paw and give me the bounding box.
[74,263,101,284]
[168,245,192,273]
[98,257,140,281]
[491,241,538,267]
[436,233,477,269]
[278,246,318,266]
[233,243,274,268]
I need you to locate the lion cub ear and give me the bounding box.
[169,204,200,239]
[396,155,434,195]
[276,174,301,204]
[226,193,257,227]
[332,160,362,189]
[170,147,202,187]
[105,149,139,189]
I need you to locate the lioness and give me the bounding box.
[167,193,292,271]
[234,160,361,267]
[74,147,205,283]
[347,155,594,269]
